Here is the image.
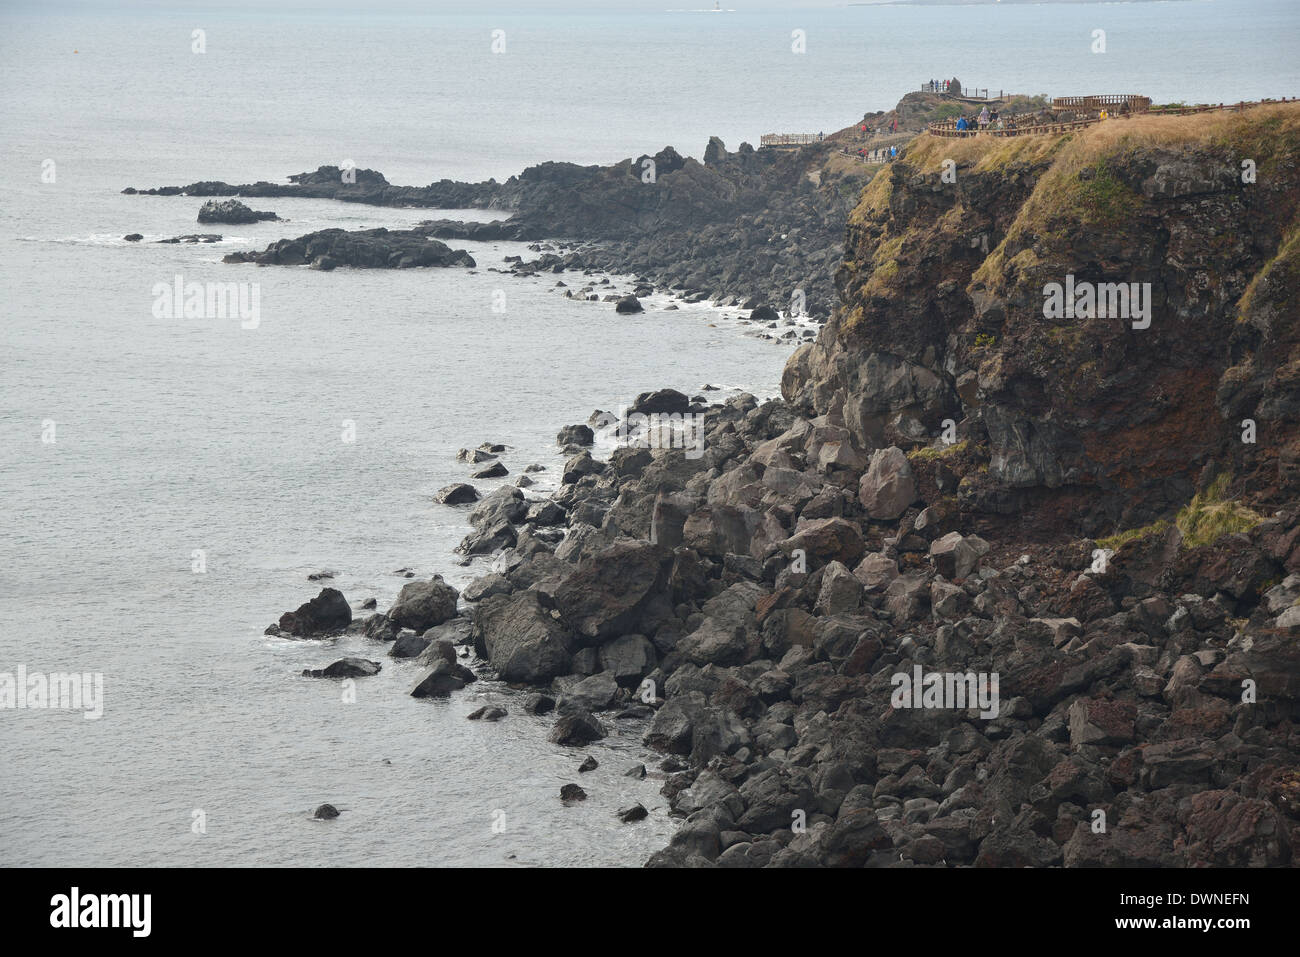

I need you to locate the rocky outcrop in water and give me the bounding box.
[125,164,512,209]
[222,226,475,270]
[302,657,381,679]
[276,587,352,637]
[198,199,279,224]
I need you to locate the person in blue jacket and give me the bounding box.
[955,116,969,131]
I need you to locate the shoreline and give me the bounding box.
[261,263,796,866]
[152,97,1300,869]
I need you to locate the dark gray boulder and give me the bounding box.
[469,486,526,528]
[561,450,603,484]
[462,573,512,602]
[388,631,431,659]
[410,659,477,698]
[414,638,458,668]
[549,707,607,745]
[457,520,517,555]
[557,424,595,446]
[558,672,620,711]
[278,587,352,637]
[387,576,459,631]
[630,388,690,415]
[301,657,381,679]
[553,540,665,643]
[435,483,479,505]
[598,633,657,685]
[618,803,649,822]
[362,613,401,641]
[523,692,556,715]
[473,590,573,683]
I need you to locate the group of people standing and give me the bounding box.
[954,105,1011,133]
[926,78,957,94]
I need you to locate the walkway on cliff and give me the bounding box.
[927,95,1296,138]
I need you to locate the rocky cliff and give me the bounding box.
[785,105,1300,537]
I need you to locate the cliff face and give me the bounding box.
[784,105,1300,539]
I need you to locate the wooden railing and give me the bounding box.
[1052,94,1152,112]
[928,118,1095,138]
[760,133,822,148]
[1147,99,1294,115]
[920,83,1004,100]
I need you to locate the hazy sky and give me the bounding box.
[14,0,899,12]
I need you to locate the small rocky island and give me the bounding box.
[223,226,475,270]
[197,198,280,224]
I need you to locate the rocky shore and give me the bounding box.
[266,101,1300,867]
[128,135,875,315]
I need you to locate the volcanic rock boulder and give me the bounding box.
[553,540,666,643]
[387,576,459,632]
[473,590,573,683]
[278,587,352,637]
[858,447,917,520]
[301,657,380,679]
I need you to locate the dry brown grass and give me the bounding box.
[913,102,1300,178]
[905,131,1068,173]
[854,101,1300,330]
[1069,102,1300,163]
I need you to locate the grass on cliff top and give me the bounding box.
[974,103,1300,291]
[1026,102,1300,217]
[845,130,1065,228]
[906,130,1069,174]
[1097,475,1263,551]
[1072,102,1300,173]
